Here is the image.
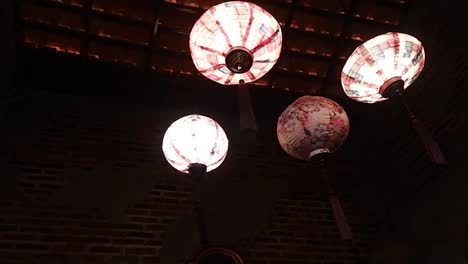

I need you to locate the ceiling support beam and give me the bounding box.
[320,0,359,95]
[266,0,299,90]
[0,0,18,120]
[80,0,94,63]
[145,1,162,71]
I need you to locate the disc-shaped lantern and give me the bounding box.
[341,32,425,103]
[190,1,282,132]
[341,32,446,165]
[277,96,350,160]
[162,114,229,175]
[190,1,282,85]
[277,96,352,241]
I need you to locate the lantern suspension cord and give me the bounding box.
[317,154,353,241]
[318,155,362,262]
[398,93,448,165]
[318,156,333,194]
[238,79,257,132]
[189,163,208,246]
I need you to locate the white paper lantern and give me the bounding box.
[341,32,425,103]
[162,115,229,173]
[189,1,282,85]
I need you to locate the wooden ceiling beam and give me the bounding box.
[267,0,300,90]
[320,0,359,94]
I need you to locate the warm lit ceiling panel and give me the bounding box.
[19,0,409,95]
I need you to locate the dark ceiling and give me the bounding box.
[18,0,408,95]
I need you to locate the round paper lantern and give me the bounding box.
[189,1,282,85]
[162,115,229,173]
[277,96,350,160]
[341,32,425,103]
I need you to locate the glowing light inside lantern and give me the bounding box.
[162,115,229,173]
[277,96,350,160]
[190,1,282,85]
[341,32,425,103]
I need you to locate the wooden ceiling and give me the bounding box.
[18,0,409,96]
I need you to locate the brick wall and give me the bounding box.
[0,92,377,264]
[247,193,376,264]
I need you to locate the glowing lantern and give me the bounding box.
[162,115,229,174]
[341,32,425,103]
[162,115,229,255]
[341,32,446,165]
[190,1,283,132]
[189,1,282,85]
[277,96,352,241]
[277,96,350,160]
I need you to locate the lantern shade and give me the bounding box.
[277,96,350,160]
[189,1,282,85]
[162,115,229,173]
[341,32,425,103]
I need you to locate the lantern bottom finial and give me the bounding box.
[379,77,405,98]
[188,163,207,180]
[225,47,253,74]
[309,148,331,159]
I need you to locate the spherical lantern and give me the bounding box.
[277,96,350,161]
[162,115,229,174]
[341,32,425,103]
[277,96,352,240]
[189,1,282,85]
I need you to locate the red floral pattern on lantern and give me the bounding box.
[341,32,425,103]
[190,1,282,85]
[277,96,350,160]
